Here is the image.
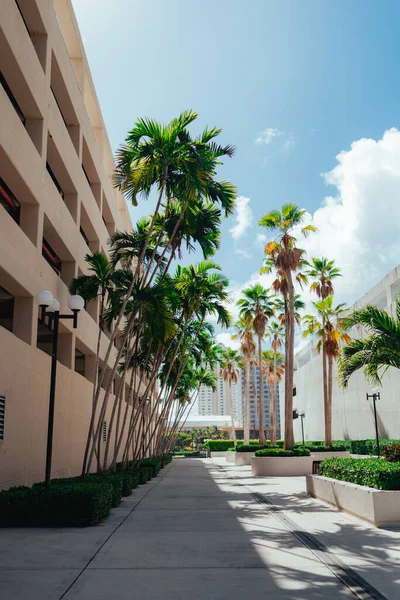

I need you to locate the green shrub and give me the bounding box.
[295,443,347,452]
[382,444,400,463]
[318,457,400,490]
[41,473,123,508]
[205,440,235,451]
[140,458,162,476]
[0,482,113,527]
[255,447,310,457]
[236,444,270,453]
[134,466,153,484]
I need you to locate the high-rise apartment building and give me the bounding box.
[244,365,281,438]
[0,0,150,489]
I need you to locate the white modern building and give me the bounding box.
[290,264,400,443]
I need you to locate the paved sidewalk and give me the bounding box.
[0,459,399,599]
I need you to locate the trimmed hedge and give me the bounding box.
[255,447,311,457]
[35,473,124,508]
[0,481,113,527]
[318,457,400,490]
[205,440,235,451]
[134,466,153,484]
[295,443,347,452]
[236,444,270,453]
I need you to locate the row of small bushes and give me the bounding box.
[318,457,400,490]
[255,447,311,457]
[205,440,285,451]
[0,453,173,528]
[295,443,347,452]
[172,450,200,457]
[304,439,400,455]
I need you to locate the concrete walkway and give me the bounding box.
[1,459,399,599]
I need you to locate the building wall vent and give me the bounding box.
[102,420,107,443]
[0,396,5,443]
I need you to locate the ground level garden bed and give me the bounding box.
[0,454,172,528]
[307,457,400,526]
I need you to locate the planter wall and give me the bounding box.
[225,452,236,463]
[251,456,312,476]
[306,475,400,527]
[210,451,231,459]
[234,452,255,466]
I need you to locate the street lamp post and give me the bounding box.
[35,290,84,487]
[366,391,381,457]
[300,412,305,446]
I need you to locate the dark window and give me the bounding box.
[51,87,68,129]
[42,238,61,275]
[75,349,85,377]
[0,178,20,224]
[293,386,297,397]
[0,286,14,332]
[80,226,89,246]
[0,71,25,125]
[82,165,91,186]
[46,162,64,199]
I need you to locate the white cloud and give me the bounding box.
[216,332,241,350]
[255,233,267,247]
[227,128,400,345]
[229,196,253,240]
[255,128,283,145]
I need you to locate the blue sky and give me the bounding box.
[72,0,400,344]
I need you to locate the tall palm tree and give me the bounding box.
[303,296,350,445]
[339,299,400,388]
[306,257,341,444]
[237,284,275,445]
[306,257,342,300]
[233,316,256,444]
[265,321,285,445]
[259,204,316,449]
[220,348,242,446]
[261,349,285,443]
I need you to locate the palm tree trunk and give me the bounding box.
[326,354,333,446]
[271,350,277,445]
[229,380,237,446]
[322,345,329,446]
[243,360,250,444]
[258,336,266,445]
[285,272,295,449]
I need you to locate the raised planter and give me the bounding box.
[225,452,236,463]
[306,475,400,527]
[210,451,231,459]
[234,452,255,466]
[310,451,351,459]
[251,456,312,476]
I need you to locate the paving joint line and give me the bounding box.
[58,464,173,600]
[213,461,388,600]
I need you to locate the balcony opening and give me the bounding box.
[0,177,21,225]
[102,193,116,237]
[42,237,61,276]
[15,0,48,72]
[0,72,25,125]
[82,138,101,207]
[0,36,44,155]
[50,52,80,154]
[46,134,78,222]
[75,348,86,377]
[0,286,14,332]
[80,203,100,254]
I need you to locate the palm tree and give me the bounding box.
[261,349,285,444]
[238,284,275,445]
[259,204,316,449]
[303,296,350,445]
[265,321,285,445]
[306,257,341,300]
[233,316,256,444]
[339,299,400,388]
[306,257,341,445]
[220,348,242,446]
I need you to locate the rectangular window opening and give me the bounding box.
[42,237,61,275]
[0,286,14,332]
[0,71,25,125]
[46,162,64,199]
[0,178,21,224]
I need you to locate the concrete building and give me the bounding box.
[244,365,281,438]
[198,362,242,423]
[0,0,148,489]
[290,265,400,443]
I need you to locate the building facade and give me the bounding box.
[243,365,281,438]
[198,361,242,423]
[0,0,147,489]
[290,265,400,443]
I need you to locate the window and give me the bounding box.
[80,227,89,246]
[75,349,85,377]
[0,286,14,332]
[42,237,61,275]
[0,395,5,443]
[0,178,20,224]
[0,72,25,125]
[46,162,64,199]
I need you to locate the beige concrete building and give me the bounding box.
[0,0,148,488]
